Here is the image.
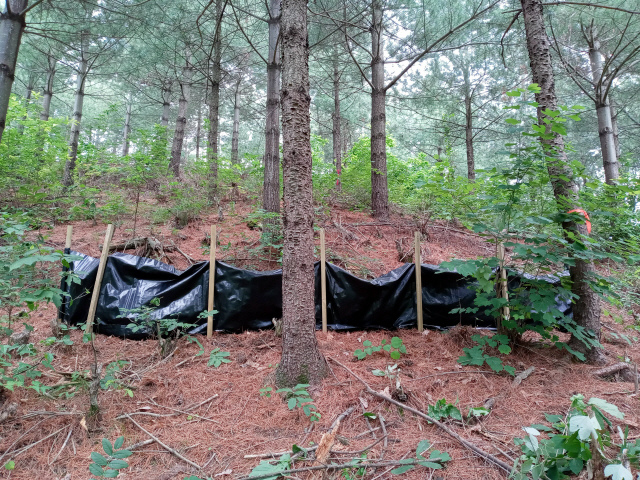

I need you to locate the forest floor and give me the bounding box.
[2,194,639,480]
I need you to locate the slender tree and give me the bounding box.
[0,0,28,143]
[63,30,89,187]
[520,0,603,363]
[231,78,241,164]
[276,0,327,387]
[40,52,56,121]
[169,55,193,177]
[121,93,132,157]
[207,0,224,202]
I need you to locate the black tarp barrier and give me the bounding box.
[60,251,570,338]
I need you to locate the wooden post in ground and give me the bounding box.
[65,225,73,251]
[320,228,327,333]
[496,243,510,334]
[208,225,217,338]
[414,231,423,332]
[86,224,114,333]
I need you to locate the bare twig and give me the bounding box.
[50,428,73,465]
[329,358,512,474]
[123,414,202,470]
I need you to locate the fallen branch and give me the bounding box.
[0,420,45,464]
[329,358,512,474]
[237,459,440,480]
[594,363,640,383]
[184,394,220,412]
[123,414,202,470]
[50,427,73,464]
[408,370,497,382]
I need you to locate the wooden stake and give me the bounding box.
[320,228,327,333]
[414,232,423,332]
[207,225,216,338]
[497,243,510,333]
[86,224,114,332]
[65,225,73,250]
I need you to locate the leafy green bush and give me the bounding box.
[510,395,638,480]
[354,337,407,360]
[89,437,132,479]
[275,383,321,422]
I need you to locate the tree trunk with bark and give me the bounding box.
[588,38,619,184]
[160,80,172,127]
[276,0,327,387]
[207,0,223,203]
[0,0,28,144]
[169,58,193,178]
[370,0,389,219]
[40,53,56,121]
[520,0,602,363]
[122,94,132,157]
[463,66,475,182]
[231,78,241,164]
[195,104,201,161]
[609,99,620,160]
[333,53,342,190]
[262,0,281,231]
[63,30,88,187]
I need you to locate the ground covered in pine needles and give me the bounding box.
[2,199,639,480]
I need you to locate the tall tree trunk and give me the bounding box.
[609,99,620,160]
[276,0,327,388]
[588,37,619,184]
[463,66,475,182]
[333,53,342,190]
[370,0,389,219]
[63,30,88,187]
[195,104,201,161]
[231,78,240,164]
[160,80,172,126]
[18,72,34,134]
[207,0,223,202]
[263,0,282,227]
[0,0,28,143]
[40,53,56,121]
[169,58,193,178]
[121,94,132,157]
[520,0,602,364]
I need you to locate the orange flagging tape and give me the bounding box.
[567,208,591,234]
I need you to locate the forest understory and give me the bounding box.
[1,196,638,480]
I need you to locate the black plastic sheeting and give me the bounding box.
[59,251,571,338]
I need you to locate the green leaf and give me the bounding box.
[287,398,297,410]
[569,415,600,441]
[588,398,624,419]
[103,469,119,478]
[363,340,372,347]
[416,461,442,469]
[363,412,377,419]
[91,452,109,467]
[505,118,521,125]
[485,356,504,373]
[112,450,132,459]
[390,351,401,360]
[568,458,584,475]
[113,437,124,450]
[416,439,430,455]
[604,464,633,480]
[102,438,114,456]
[498,344,511,354]
[89,463,105,476]
[107,459,129,469]
[4,460,15,470]
[390,337,402,349]
[390,464,414,474]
